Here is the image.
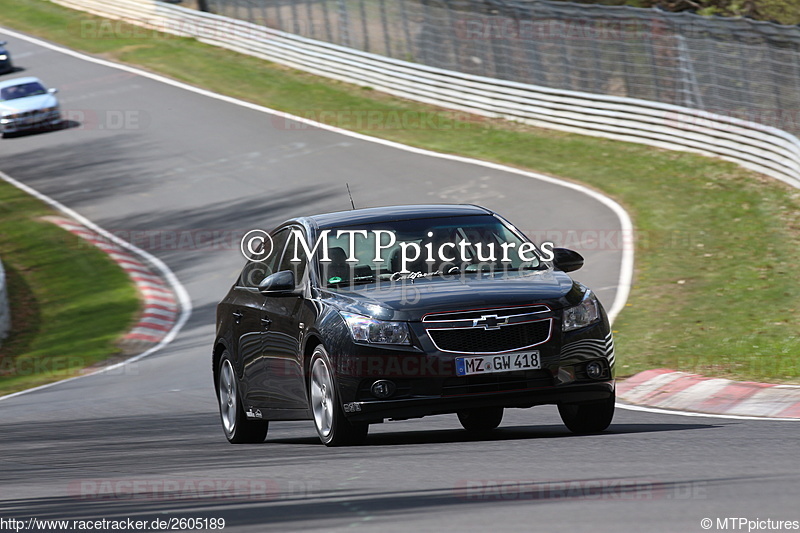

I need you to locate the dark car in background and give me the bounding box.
[0,41,12,74]
[213,204,616,446]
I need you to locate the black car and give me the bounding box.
[0,42,13,74]
[213,204,615,446]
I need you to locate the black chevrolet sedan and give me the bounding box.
[213,205,615,446]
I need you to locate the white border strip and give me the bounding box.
[0,169,193,402]
[0,26,632,398]
[616,402,800,422]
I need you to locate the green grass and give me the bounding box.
[0,180,140,395]
[2,0,799,382]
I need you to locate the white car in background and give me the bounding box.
[0,76,61,137]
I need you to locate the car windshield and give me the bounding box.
[316,215,543,288]
[0,82,47,101]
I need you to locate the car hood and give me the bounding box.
[0,94,57,114]
[320,269,584,321]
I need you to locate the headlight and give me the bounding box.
[43,106,59,113]
[563,291,601,331]
[0,55,8,60]
[340,312,411,345]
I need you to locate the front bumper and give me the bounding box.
[1,110,61,134]
[345,380,614,423]
[330,319,615,423]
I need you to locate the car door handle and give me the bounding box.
[232,311,244,324]
[261,317,272,330]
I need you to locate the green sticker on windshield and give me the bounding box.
[328,276,342,284]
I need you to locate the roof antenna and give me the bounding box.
[346,183,356,210]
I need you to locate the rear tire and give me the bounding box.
[309,346,368,446]
[558,393,615,435]
[457,407,504,433]
[217,351,268,444]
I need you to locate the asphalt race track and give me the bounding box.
[1,30,798,533]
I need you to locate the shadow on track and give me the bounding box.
[0,133,157,205]
[267,421,717,448]
[0,66,26,76]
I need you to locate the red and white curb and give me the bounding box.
[44,216,177,346]
[618,369,800,419]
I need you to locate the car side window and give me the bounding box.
[278,228,308,282]
[238,228,290,288]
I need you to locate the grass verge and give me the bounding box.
[0,179,139,395]
[1,0,799,382]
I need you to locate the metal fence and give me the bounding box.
[200,0,800,137]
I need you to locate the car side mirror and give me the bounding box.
[48,88,58,94]
[552,248,584,272]
[258,270,295,295]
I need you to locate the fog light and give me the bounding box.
[586,361,604,379]
[371,380,396,399]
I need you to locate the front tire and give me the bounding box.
[217,351,268,444]
[558,393,615,435]
[457,407,504,433]
[309,346,368,446]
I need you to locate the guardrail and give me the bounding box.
[0,259,10,346]
[52,0,800,188]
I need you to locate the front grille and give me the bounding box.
[442,370,552,396]
[428,319,551,354]
[423,305,549,322]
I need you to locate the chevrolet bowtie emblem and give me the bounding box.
[473,315,508,330]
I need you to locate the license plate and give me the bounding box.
[455,351,541,376]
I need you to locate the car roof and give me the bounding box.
[296,204,495,230]
[0,76,45,90]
